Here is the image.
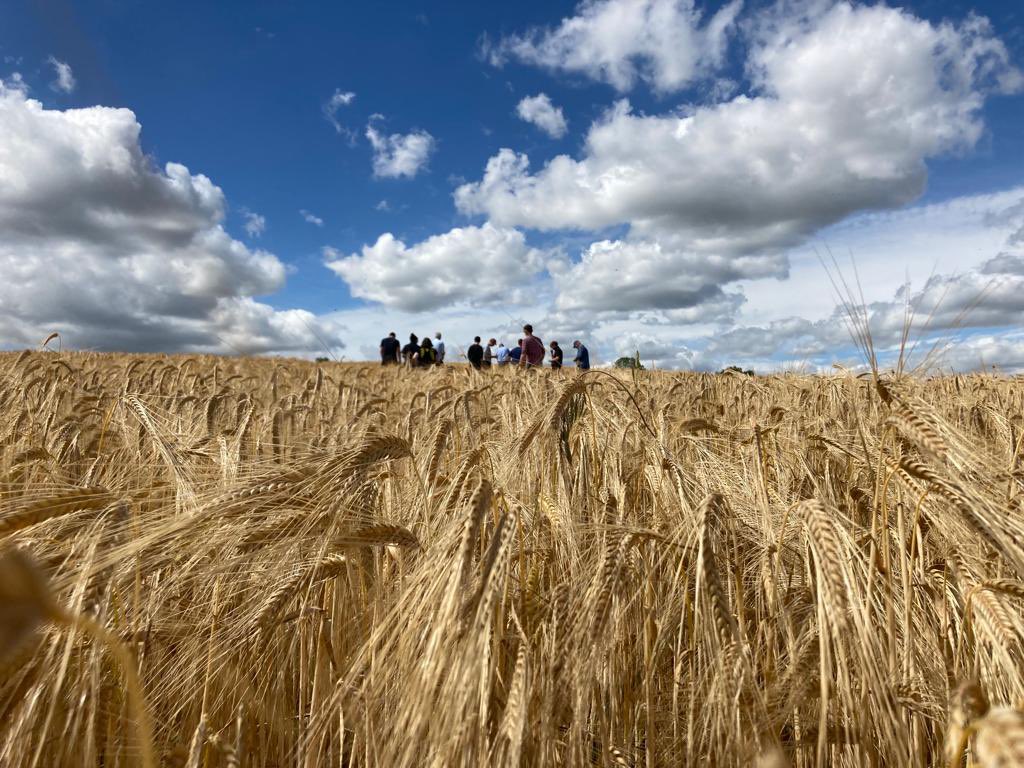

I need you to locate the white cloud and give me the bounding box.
[47,57,75,93]
[375,199,390,211]
[365,118,435,179]
[242,209,266,238]
[484,0,742,93]
[619,190,1024,372]
[324,223,552,312]
[460,4,1020,249]
[0,80,341,355]
[300,209,324,226]
[457,3,1020,327]
[515,93,568,138]
[323,89,356,137]
[552,237,782,316]
[5,72,28,94]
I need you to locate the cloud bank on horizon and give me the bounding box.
[2,0,1024,371]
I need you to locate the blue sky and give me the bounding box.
[2,0,1024,369]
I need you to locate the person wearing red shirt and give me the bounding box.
[519,324,545,368]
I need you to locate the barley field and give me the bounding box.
[2,350,1023,767]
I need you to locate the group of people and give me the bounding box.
[379,325,590,371]
[378,331,445,367]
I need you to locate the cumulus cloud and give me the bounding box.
[484,0,742,93]
[460,4,1020,249]
[515,93,568,138]
[299,209,324,226]
[457,3,1021,326]
[47,56,75,93]
[551,237,782,316]
[365,118,435,179]
[241,210,266,238]
[324,223,552,312]
[557,188,1024,372]
[323,89,356,137]
[643,204,1024,373]
[0,80,341,355]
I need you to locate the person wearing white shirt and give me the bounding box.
[434,332,445,364]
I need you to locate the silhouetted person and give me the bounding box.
[419,336,437,366]
[549,340,563,370]
[467,336,484,369]
[402,334,419,367]
[380,332,400,365]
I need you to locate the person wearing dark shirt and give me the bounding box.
[379,332,400,365]
[509,339,523,364]
[419,336,437,366]
[549,340,563,370]
[573,340,590,370]
[467,336,484,369]
[519,324,545,367]
[402,334,419,367]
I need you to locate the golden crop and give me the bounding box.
[2,350,1023,767]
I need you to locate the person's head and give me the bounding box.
[389,332,396,338]
[488,338,496,346]
[523,323,533,335]
[550,340,558,348]
[474,336,481,343]
[410,333,418,343]
[422,337,433,348]
[573,340,581,349]
[517,339,523,346]
[435,332,442,340]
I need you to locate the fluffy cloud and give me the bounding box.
[460,4,1020,250]
[365,118,435,179]
[484,0,742,93]
[299,209,324,226]
[0,81,341,355]
[47,57,75,93]
[458,3,1021,326]
[551,237,783,316]
[324,223,552,312]
[932,333,1024,373]
[323,89,356,137]
[515,93,568,138]
[557,188,1024,372]
[242,210,266,238]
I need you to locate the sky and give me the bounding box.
[2,0,1024,371]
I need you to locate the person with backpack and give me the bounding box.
[519,324,545,368]
[419,336,437,367]
[467,336,484,369]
